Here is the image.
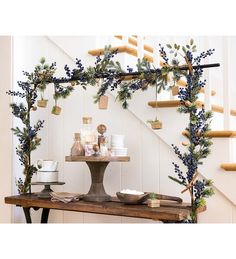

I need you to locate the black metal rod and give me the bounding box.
[45,63,220,84]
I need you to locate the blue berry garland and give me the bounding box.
[6,43,216,202]
[166,40,215,223]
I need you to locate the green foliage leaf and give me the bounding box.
[168,176,186,186]
[182,46,187,54]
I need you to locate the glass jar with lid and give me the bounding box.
[80,116,97,146]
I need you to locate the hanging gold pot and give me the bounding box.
[98,95,108,109]
[150,120,162,130]
[37,99,48,108]
[51,105,61,115]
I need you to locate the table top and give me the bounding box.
[5,194,196,222]
[30,182,65,186]
[65,156,130,162]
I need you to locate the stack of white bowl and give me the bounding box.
[36,160,59,182]
[111,134,128,156]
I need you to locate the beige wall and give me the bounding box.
[0,36,12,223]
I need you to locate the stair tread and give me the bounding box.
[115,35,153,53]
[88,45,153,62]
[182,130,236,138]
[221,163,236,171]
[148,100,236,116]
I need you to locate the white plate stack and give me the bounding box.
[111,134,128,156]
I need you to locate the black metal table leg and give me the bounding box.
[23,207,32,223]
[41,208,50,223]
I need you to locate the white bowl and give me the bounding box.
[37,171,58,182]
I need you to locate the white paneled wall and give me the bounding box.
[0,36,13,223]
[10,36,236,223]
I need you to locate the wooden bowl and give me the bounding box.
[116,192,149,204]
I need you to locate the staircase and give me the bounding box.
[48,35,236,208]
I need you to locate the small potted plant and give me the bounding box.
[99,95,109,109]
[37,96,48,108]
[147,192,160,208]
[147,117,162,130]
[52,84,62,115]
[51,104,62,115]
[35,57,55,108]
[147,84,162,130]
[51,83,74,115]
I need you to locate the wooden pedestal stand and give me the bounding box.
[65,156,130,202]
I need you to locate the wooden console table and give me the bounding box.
[5,194,195,223]
[65,156,130,202]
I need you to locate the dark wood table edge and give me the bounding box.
[4,194,199,223]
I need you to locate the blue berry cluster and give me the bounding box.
[172,162,186,185]
[159,44,169,65]
[194,49,215,66]
[127,65,133,73]
[193,180,205,199]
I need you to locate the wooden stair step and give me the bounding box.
[115,35,153,53]
[88,45,153,62]
[148,100,181,108]
[221,163,236,171]
[148,100,236,116]
[182,130,236,138]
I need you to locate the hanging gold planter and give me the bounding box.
[171,85,179,96]
[98,95,108,109]
[51,105,61,115]
[150,120,162,130]
[37,99,48,108]
[147,120,162,130]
